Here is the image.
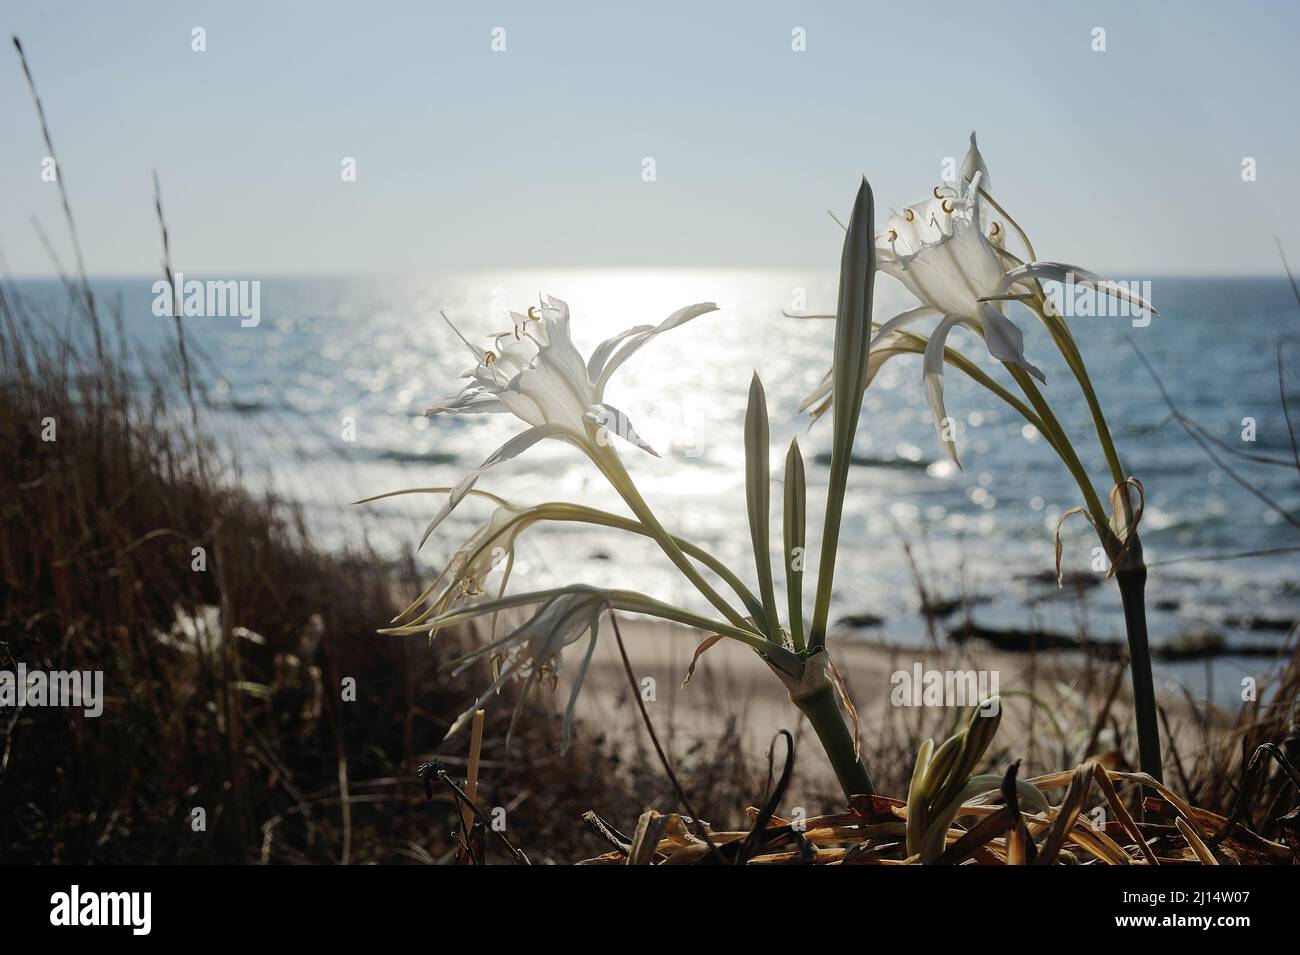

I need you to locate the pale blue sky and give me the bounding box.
[2,0,1297,277]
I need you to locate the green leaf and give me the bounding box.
[921,733,963,801]
[906,737,934,857]
[394,582,801,675]
[810,178,875,652]
[782,437,807,652]
[744,373,780,639]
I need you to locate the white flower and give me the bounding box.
[807,132,1155,466]
[405,498,531,626]
[877,177,1012,326]
[423,295,717,541]
[443,587,610,750]
[876,170,1045,469]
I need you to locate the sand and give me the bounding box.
[561,615,1195,797]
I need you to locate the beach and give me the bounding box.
[560,614,1222,801]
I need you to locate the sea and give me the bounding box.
[11,270,1300,705]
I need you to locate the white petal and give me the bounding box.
[946,179,1002,291]
[801,332,924,422]
[583,402,659,456]
[418,425,573,550]
[481,423,573,469]
[587,324,654,381]
[979,305,1046,384]
[869,305,941,348]
[533,295,591,392]
[496,388,546,427]
[513,361,589,429]
[594,302,718,395]
[426,388,509,415]
[799,370,833,414]
[444,661,518,740]
[923,316,965,468]
[562,627,601,751]
[995,262,1158,315]
[960,130,990,195]
[418,471,480,549]
[864,336,915,391]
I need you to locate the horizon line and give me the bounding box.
[4,268,1296,283]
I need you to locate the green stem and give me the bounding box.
[983,188,1130,502]
[988,209,1130,517]
[542,505,768,625]
[987,186,1160,788]
[1029,298,1130,490]
[1013,361,1162,784]
[589,442,757,634]
[606,591,799,672]
[400,502,766,630]
[1006,365,1111,529]
[793,682,875,798]
[1114,542,1164,785]
[1018,305,1158,783]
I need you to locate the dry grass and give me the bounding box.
[580,660,1300,865]
[0,280,778,863]
[574,553,1300,865]
[580,761,1297,865]
[2,281,1294,863]
[2,32,1294,864]
[0,33,771,863]
[577,643,1300,864]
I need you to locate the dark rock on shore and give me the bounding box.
[947,622,1285,661]
[921,594,992,619]
[835,612,885,629]
[948,622,1123,658]
[1020,570,1103,592]
[1223,613,1296,633]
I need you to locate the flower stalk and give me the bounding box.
[384,134,1170,805]
[1114,540,1162,782]
[801,132,1165,785]
[792,680,874,798]
[385,290,872,794]
[584,438,759,634]
[1020,296,1162,783]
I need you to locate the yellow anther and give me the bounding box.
[527,306,542,322]
[989,221,1002,237]
[904,208,915,222]
[484,350,497,365]
[888,228,898,241]
[941,199,955,214]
